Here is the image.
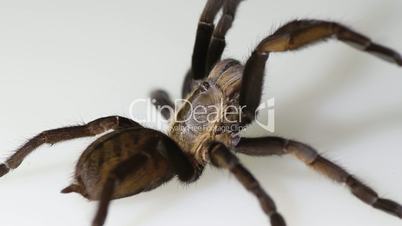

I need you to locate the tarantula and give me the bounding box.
[1,0,401,226]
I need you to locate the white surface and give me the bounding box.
[1,0,402,226]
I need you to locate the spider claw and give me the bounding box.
[373,198,402,219]
[397,55,402,66]
[92,217,106,226]
[0,163,10,177]
[91,221,101,226]
[270,213,286,226]
[392,52,402,66]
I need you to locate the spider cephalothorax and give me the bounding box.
[1,1,402,226]
[169,59,244,164]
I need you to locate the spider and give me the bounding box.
[1,0,401,226]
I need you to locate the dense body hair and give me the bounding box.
[169,59,244,164]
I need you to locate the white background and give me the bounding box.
[1,0,402,226]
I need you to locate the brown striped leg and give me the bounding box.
[239,20,402,122]
[0,116,142,177]
[182,0,223,97]
[183,0,243,97]
[205,0,242,73]
[150,89,174,120]
[209,142,286,226]
[92,154,148,226]
[189,0,223,80]
[235,137,402,219]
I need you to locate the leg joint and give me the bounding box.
[209,142,239,169]
[286,140,319,164]
[346,176,379,205]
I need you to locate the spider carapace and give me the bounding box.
[1,1,402,226]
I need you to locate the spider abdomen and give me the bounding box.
[67,128,175,200]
